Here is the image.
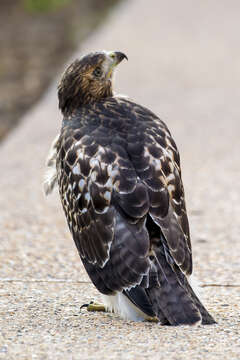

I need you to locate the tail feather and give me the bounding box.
[147,249,216,325]
[148,256,201,325]
[184,279,216,325]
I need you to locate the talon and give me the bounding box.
[80,301,106,312]
[80,303,90,310]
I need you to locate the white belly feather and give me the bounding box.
[101,292,149,322]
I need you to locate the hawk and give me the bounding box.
[45,51,215,325]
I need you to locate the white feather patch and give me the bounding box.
[43,134,59,196]
[101,292,149,322]
[43,166,57,196]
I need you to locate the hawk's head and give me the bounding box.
[58,51,127,115]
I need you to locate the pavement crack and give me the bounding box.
[0,278,91,284]
[200,283,240,288]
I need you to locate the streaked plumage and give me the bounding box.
[45,51,215,325]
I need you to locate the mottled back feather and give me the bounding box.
[57,97,192,273]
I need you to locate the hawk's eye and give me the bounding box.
[109,53,116,59]
[93,67,102,78]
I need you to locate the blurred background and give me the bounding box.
[0,0,121,142]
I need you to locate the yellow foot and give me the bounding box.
[145,316,159,323]
[80,301,106,312]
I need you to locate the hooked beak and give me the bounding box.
[108,51,128,66]
[113,51,128,64]
[106,51,128,79]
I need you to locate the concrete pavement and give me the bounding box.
[0,0,240,359]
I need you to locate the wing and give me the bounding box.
[122,98,192,275]
[56,115,151,294]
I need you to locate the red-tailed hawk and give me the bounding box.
[44,51,215,325]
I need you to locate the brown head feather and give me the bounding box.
[58,51,127,115]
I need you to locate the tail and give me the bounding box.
[184,277,216,325]
[146,249,216,325]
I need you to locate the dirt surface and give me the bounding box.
[0,0,240,359]
[0,0,120,141]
